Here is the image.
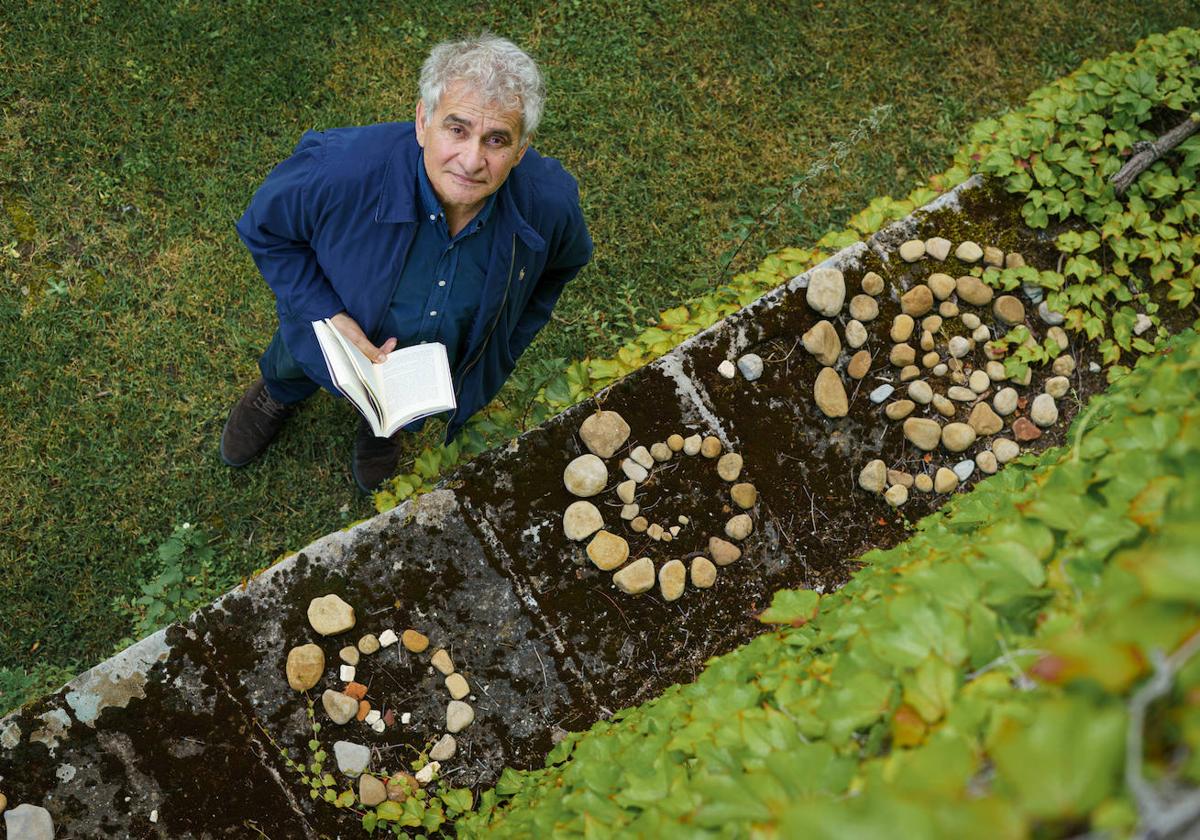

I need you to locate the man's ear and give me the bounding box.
[514,139,530,165]
[414,99,426,147]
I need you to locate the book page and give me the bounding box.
[375,343,456,434]
[311,320,384,435]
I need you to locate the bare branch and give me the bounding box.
[1110,113,1200,196]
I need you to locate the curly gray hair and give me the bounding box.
[419,34,545,144]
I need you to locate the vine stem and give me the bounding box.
[1128,629,1200,839]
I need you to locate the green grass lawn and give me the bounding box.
[2,1,1199,704]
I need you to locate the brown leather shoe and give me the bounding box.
[351,419,403,493]
[220,378,294,467]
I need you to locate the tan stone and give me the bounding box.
[286,644,325,691]
[563,500,604,541]
[983,246,1004,267]
[445,673,470,700]
[1047,326,1069,352]
[885,400,915,420]
[927,273,956,300]
[848,294,879,322]
[890,314,915,343]
[934,467,959,493]
[884,484,909,507]
[630,516,648,533]
[925,237,952,260]
[360,775,388,807]
[658,559,686,602]
[932,394,956,418]
[861,271,885,296]
[941,422,977,453]
[900,285,934,317]
[650,442,672,462]
[903,417,942,451]
[725,514,754,541]
[578,410,631,458]
[802,319,841,366]
[887,469,914,488]
[993,295,1026,326]
[967,403,1003,436]
[563,453,608,498]
[667,433,685,452]
[922,314,944,333]
[340,646,359,666]
[1004,252,1026,269]
[914,473,934,493]
[890,343,916,367]
[900,365,921,382]
[613,557,655,595]
[717,453,743,481]
[922,351,940,368]
[402,629,429,653]
[700,436,722,458]
[955,241,983,262]
[814,367,849,418]
[1052,354,1076,376]
[939,300,960,318]
[690,556,717,588]
[845,320,868,349]
[708,536,742,566]
[308,594,356,636]
[617,479,636,504]
[899,239,926,262]
[847,350,872,380]
[955,275,994,306]
[806,267,847,317]
[731,482,758,509]
[977,451,999,474]
[586,530,630,571]
[431,649,454,676]
[920,332,936,353]
[858,459,887,493]
[357,634,380,655]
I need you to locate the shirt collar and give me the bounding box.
[416,150,497,234]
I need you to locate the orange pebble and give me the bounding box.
[344,681,367,700]
[356,700,371,721]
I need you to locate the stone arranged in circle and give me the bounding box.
[992,438,1020,463]
[708,536,742,566]
[730,482,758,509]
[402,629,429,653]
[579,410,631,458]
[890,314,915,343]
[613,557,655,594]
[717,453,743,481]
[802,320,841,366]
[563,500,604,540]
[445,673,470,701]
[683,434,702,456]
[861,270,885,295]
[927,273,955,299]
[586,530,630,571]
[700,436,722,458]
[446,700,475,733]
[858,460,886,493]
[690,556,717,588]
[725,514,753,541]
[845,320,868,349]
[955,275,993,306]
[941,422,977,453]
[885,485,908,507]
[847,350,872,380]
[848,294,879,322]
[563,454,608,497]
[658,559,687,602]
[630,445,654,470]
[899,239,926,262]
[650,442,672,462]
[900,285,934,317]
[340,646,359,666]
[431,649,455,676]
[621,458,648,482]
[934,467,959,493]
[667,433,685,452]
[925,237,951,261]
[617,479,636,504]
[954,241,983,262]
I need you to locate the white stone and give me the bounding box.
[947,386,976,402]
[806,267,847,316]
[932,363,948,377]
[972,324,991,343]
[334,741,371,777]
[1031,393,1059,427]
[371,719,385,733]
[718,359,737,379]
[340,664,356,682]
[907,380,933,405]
[445,672,469,700]
[378,629,398,648]
[960,312,981,330]
[977,451,998,474]
[738,354,764,381]
[986,361,1007,381]
[613,557,656,594]
[4,805,54,840]
[365,709,382,726]
[925,237,951,260]
[948,336,972,359]
[620,503,639,521]
[416,761,441,785]
[430,734,457,761]
[447,700,475,733]
[401,712,412,725]
[993,387,1018,416]
[1134,313,1154,335]
[858,459,887,494]
[884,485,908,507]
[630,445,654,469]
[650,442,672,462]
[955,241,983,262]
[952,459,975,482]
[845,320,868,349]
[683,434,702,456]
[1038,301,1065,325]
[621,458,648,483]
[968,369,990,393]
[869,384,894,404]
[563,454,608,497]
[563,500,604,540]
[578,411,631,458]
[322,689,359,725]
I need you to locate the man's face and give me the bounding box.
[415,82,528,218]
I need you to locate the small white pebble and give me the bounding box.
[717,359,736,379]
[371,719,386,733]
[415,761,440,784]
[678,515,689,525]
[401,712,412,725]
[340,664,356,682]
[150,810,159,824]
[365,709,381,726]
[378,629,398,648]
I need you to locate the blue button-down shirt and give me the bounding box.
[378,153,496,371]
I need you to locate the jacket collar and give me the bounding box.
[374,124,545,252]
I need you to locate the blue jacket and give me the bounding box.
[236,122,593,441]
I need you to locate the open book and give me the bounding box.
[311,319,456,437]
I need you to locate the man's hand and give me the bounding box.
[329,312,397,364]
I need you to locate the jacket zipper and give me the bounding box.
[448,233,518,424]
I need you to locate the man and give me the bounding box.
[221,34,592,491]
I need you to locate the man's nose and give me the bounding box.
[461,142,486,173]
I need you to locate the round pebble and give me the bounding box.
[885,399,915,420]
[586,530,630,571]
[899,239,926,262]
[658,560,687,602]
[690,557,717,588]
[948,336,972,359]
[308,594,356,637]
[1031,393,1059,427]
[884,485,909,507]
[579,411,631,458]
[650,442,672,462]
[890,314,915,343]
[939,301,960,318]
[968,369,990,393]
[914,473,934,493]
[955,241,983,262]
[617,479,636,504]
[960,312,981,330]
[847,350,872,380]
[927,273,955,300]
[725,514,754,541]
[731,482,758,509]
[845,319,868,349]
[903,418,942,451]
[630,516,648,533]
[941,422,977,453]
[286,644,325,691]
[358,634,380,655]
[667,433,685,452]
[737,354,764,381]
[718,359,737,379]
[900,285,934,317]
[630,445,654,469]
[934,467,959,493]
[992,387,1018,416]
[861,271,885,295]
[986,361,1007,381]
[993,295,1026,326]
[849,294,879,322]
[887,469,914,488]
[563,501,604,541]
[621,458,648,482]
[814,368,849,418]
[708,536,742,566]
[952,459,975,482]
[806,267,847,316]
[683,434,702,456]
[932,394,956,418]
[977,451,998,474]
[972,324,991,343]
[402,630,429,653]
[907,380,933,405]
[870,384,895,404]
[932,363,948,377]
[717,453,743,481]
[925,237,952,260]
[701,436,722,458]
[922,351,940,369]
[947,386,976,402]
[858,460,887,494]
[1052,355,1077,376]
[446,700,475,733]
[955,275,993,306]
[340,646,360,666]
[992,438,1020,463]
[1045,376,1070,398]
